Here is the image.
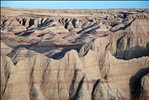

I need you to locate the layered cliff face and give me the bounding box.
[1,8,149,100]
[1,50,148,100]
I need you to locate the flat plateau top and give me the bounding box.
[1,7,148,17]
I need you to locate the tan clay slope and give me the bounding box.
[1,48,149,100]
[1,41,12,55]
[104,52,149,97]
[1,16,108,34]
[79,18,149,60]
[139,74,149,100]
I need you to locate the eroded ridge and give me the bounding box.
[1,8,149,100]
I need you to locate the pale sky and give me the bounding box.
[1,1,149,9]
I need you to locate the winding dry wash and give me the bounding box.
[1,7,149,100]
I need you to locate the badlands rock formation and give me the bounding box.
[1,8,149,100]
[139,74,149,100]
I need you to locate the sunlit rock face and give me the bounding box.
[1,8,149,100]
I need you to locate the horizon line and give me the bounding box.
[1,6,148,10]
